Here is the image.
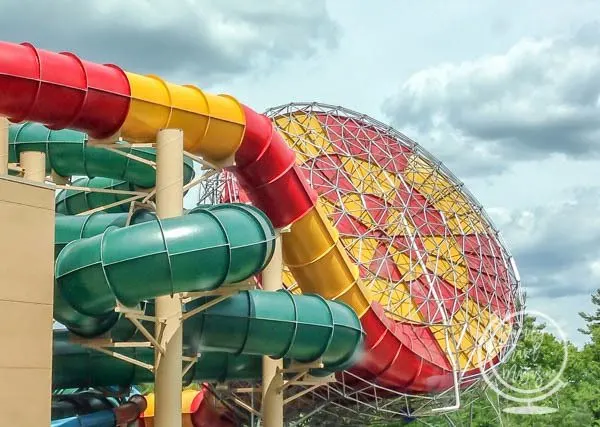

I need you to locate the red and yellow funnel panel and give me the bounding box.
[229,104,521,391]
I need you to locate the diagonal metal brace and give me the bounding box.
[181,282,257,321]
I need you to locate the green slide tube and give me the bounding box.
[54,211,364,372]
[8,122,195,213]
[55,177,137,215]
[54,210,157,337]
[55,210,157,256]
[55,204,276,335]
[184,290,363,370]
[53,331,262,389]
[52,285,365,388]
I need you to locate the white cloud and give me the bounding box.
[526,293,594,347]
[383,23,600,176]
[590,259,600,280]
[489,188,600,346]
[496,187,600,300]
[0,0,339,82]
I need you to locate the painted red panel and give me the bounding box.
[304,155,355,192]
[389,185,447,235]
[390,235,418,254]
[0,41,130,137]
[316,113,411,173]
[363,194,390,227]
[411,274,465,323]
[368,243,403,281]
[467,278,509,318]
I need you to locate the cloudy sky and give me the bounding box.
[2,0,599,345]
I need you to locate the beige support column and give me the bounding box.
[261,234,284,427]
[154,128,184,427]
[21,151,46,182]
[0,117,8,175]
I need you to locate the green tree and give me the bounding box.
[579,289,600,338]
[412,310,600,427]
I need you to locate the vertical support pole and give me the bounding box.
[154,128,184,427]
[21,151,46,182]
[0,117,8,175]
[261,233,284,427]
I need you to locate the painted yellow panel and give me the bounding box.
[341,157,398,196]
[318,197,337,217]
[428,296,514,370]
[294,113,337,154]
[391,284,424,323]
[388,244,424,281]
[275,116,313,164]
[451,307,490,367]
[422,236,469,290]
[472,302,512,350]
[430,323,474,370]
[436,192,487,235]
[341,193,378,228]
[365,277,424,322]
[274,113,336,159]
[385,207,414,236]
[341,236,379,265]
[403,155,453,195]
[403,154,487,234]
[422,237,463,262]
[454,299,513,365]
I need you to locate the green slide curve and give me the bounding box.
[11,122,365,386]
[9,122,195,214]
[53,330,263,389]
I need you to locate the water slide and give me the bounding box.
[0,38,450,402]
[8,122,363,385]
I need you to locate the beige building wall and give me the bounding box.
[0,175,55,426]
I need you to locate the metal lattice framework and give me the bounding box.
[212,102,524,423]
[210,366,502,425]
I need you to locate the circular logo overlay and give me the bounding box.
[478,309,568,406]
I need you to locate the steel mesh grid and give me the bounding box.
[268,102,523,367]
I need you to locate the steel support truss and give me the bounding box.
[69,280,257,378]
[210,360,336,422]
